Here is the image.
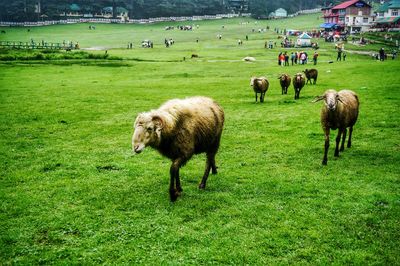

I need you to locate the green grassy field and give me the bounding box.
[1,14,400,264]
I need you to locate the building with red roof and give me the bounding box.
[321,0,374,33]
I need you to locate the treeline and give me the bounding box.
[1,0,345,22]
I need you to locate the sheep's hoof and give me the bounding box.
[340,147,344,152]
[334,152,339,157]
[199,183,206,189]
[169,189,181,202]
[322,160,327,165]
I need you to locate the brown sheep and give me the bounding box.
[292,73,305,100]
[250,76,269,102]
[132,96,224,201]
[278,74,291,95]
[303,69,318,85]
[313,89,359,165]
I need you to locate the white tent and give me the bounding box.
[296,32,312,47]
[275,8,287,17]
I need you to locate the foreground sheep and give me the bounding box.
[278,73,291,95]
[313,89,359,165]
[250,76,269,102]
[132,96,225,201]
[303,69,318,85]
[293,73,305,100]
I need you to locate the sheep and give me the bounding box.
[191,54,198,58]
[278,73,291,95]
[250,76,269,103]
[303,68,318,85]
[313,89,359,165]
[292,73,305,100]
[243,56,256,62]
[132,96,224,201]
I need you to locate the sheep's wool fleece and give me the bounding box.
[150,97,224,135]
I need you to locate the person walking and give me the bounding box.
[379,48,385,61]
[284,52,289,66]
[337,48,342,61]
[290,52,295,65]
[313,51,319,65]
[279,53,286,66]
[300,52,306,65]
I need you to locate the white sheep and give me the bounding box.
[313,89,360,165]
[132,96,225,201]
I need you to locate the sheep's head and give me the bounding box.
[250,77,256,87]
[278,74,286,81]
[313,89,344,112]
[132,113,163,153]
[294,73,303,82]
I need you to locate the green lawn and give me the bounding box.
[1,14,400,264]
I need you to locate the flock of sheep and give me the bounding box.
[251,69,318,102]
[132,68,360,201]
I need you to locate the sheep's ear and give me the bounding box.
[134,114,143,127]
[312,95,325,103]
[152,115,164,129]
[337,96,346,104]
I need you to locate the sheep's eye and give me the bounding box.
[146,127,153,132]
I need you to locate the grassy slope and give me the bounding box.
[1,14,400,264]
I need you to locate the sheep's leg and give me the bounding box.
[334,129,342,157]
[323,129,330,165]
[199,153,216,189]
[340,128,347,152]
[210,153,218,174]
[314,77,317,85]
[347,126,353,148]
[261,92,265,102]
[169,159,183,201]
[255,93,258,103]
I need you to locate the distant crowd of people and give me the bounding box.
[278,51,319,66]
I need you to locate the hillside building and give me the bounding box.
[226,0,249,13]
[374,0,400,29]
[321,0,375,33]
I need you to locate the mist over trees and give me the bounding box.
[0,0,342,22]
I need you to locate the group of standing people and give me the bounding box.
[278,51,319,66]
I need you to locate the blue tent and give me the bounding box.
[320,23,337,29]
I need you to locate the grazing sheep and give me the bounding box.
[292,73,305,100]
[278,73,291,95]
[303,68,318,85]
[250,76,269,103]
[132,96,224,201]
[313,89,359,165]
[191,54,199,58]
[243,56,256,62]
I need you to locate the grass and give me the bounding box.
[1,14,400,264]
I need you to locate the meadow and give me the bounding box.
[1,13,400,264]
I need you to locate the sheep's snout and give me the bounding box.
[133,144,145,154]
[327,103,336,112]
[132,128,146,154]
[325,95,337,111]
